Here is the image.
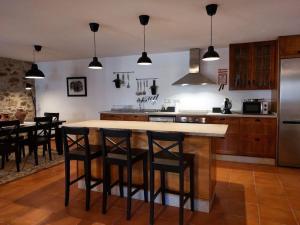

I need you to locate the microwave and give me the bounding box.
[242,99,270,115]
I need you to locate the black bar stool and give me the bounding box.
[100,128,148,220]
[0,120,21,172]
[62,126,103,211]
[147,131,195,225]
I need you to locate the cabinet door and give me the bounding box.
[100,113,124,121]
[240,118,276,135]
[279,35,300,58]
[229,43,252,90]
[252,41,277,89]
[210,117,240,155]
[239,134,276,158]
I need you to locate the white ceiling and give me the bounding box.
[1,0,300,62]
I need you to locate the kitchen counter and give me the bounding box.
[64,119,228,212]
[65,120,228,137]
[100,110,277,118]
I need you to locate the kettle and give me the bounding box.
[222,98,232,114]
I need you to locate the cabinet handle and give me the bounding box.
[219,118,225,121]
[255,138,260,141]
[298,50,300,54]
[255,119,261,122]
[252,80,256,84]
[248,80,251,86]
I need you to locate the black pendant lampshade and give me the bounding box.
[88,22,103,70]
[202,4,220,61]
[25,83,32,90]
[25,45,45,79]
[137,15,152,65]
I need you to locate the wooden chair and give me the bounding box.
[21,117,53,165]
[0,120,21,172]
[100,128,148,220]
[147,131,195,225]
[62,126,103,211]
[44,112,59,138]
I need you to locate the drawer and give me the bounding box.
[100,114,124,121]
[213,134,240,155]
[209,117,240,134]
[239,134,276,158]
[240,117,276,135]
[123,114,148,121]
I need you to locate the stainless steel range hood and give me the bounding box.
[172,48,215,86]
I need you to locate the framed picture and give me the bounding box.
[66,77,87,97]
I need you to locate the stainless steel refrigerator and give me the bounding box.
[278,58,300,167]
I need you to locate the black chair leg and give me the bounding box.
[65,157,70,207]
[15,149,20,172]
[160,170,166,206]
[102,163,108,214]
[149,166,155,225]
[48,142,52,160]
[143,158,148,202]
[190,161,195,211]
[1,151,5,169]
[43,144,46,156]
[118,165,124,198]
[33,146,38,166]
[107,165,111,195]
[84,160,91,211]
[179,170,184,225]
[126,165,132,220]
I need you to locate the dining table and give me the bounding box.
[1,120,66,155]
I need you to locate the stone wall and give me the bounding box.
[0,57,35,121]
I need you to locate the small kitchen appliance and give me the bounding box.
[242,99,270,115]
[222,98,232,114]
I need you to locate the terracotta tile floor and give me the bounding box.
[0,160,299,225]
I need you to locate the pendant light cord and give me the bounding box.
[143,25,146,52]
[33,48,36,63]
[93,32,97,57]
[210,16,213,46]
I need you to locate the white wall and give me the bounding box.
[36,48,271,121]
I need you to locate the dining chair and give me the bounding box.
[0,120,21,172]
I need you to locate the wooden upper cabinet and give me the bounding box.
[229,40,277,90]
[229,43,252,90]
[279,35,300,58]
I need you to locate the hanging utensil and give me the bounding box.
[136,80,139,95]
[127,73,130,88]
[121,74,125,86]
[143,81,146,95]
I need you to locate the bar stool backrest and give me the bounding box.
[100,128,132,160]
[62,127,91,157]
[147,131,185,166]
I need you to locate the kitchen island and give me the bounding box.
[64,120,228,212]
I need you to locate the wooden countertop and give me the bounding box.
[64,120,228,137]
[100,111,277,118]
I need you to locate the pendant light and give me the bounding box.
[25,83,32,90]
[88,22,103,69]
[25,45,45,79]
[202,4,220,61]
[137,15,152,65]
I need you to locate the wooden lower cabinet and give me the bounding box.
[211,116,276,158]
[100,113,277,158]
[209,117,240,156]
[100,113,148,121]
